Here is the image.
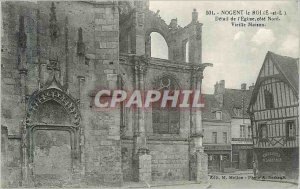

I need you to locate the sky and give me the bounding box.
[149,1,299,94]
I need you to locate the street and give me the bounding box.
[206,171,297,189]
[121,174,297,189]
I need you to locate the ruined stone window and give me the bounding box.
[183,39,189,63]
[150,32,168,59]
[152,76,180,134]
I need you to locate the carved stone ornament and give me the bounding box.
[133,55,149,74]
[49,2,59,43]
[77,27,85,56]
[26,76,81,127]
[18,16,27,49]
[26,88,81,127]
[137,12,144,26]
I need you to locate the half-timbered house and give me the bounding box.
[248,51,299,179]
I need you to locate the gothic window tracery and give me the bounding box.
[152,76,180,134]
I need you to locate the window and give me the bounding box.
[286,120,296,138]
[152,108,180,134]
[240,125,245,138]
[223,132,227,143]
[152,76,180,134]
[233,108,242,116]
[212,132,217,143]
[150,32,168,59]
[183,40,189,62]
[260,124,268,139]
[247,126,252,138]
[264,89,274,109]
[216,111,222,120]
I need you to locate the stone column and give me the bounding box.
[17,15,34,187]
[145,35,151,57]
[189,9,202,65]
[131,1,145,55]
[1,126,8,187]
[75,76,86,182]
[189,66,208,182]
[132,56,151,183]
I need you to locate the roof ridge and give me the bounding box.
[268,51,298,60]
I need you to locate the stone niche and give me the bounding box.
[29,98,81,187]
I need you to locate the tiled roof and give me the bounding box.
[202,94,231,122]
[223,89,252,119]
[269,51,299,92]
[249,51,299,107]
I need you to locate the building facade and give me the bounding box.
[1,1,211,187]
[202,94,231,172]
[248,51,299,179]
[210,80,253,171]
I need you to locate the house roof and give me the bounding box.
[202,94,231,122]
[269,52,299,92]
[223,88,252,119]
[249,51,299,108]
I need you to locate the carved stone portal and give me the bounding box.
[22,87,82,187]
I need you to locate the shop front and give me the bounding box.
[232,144,253,170]
[204,144,231,172]
[254,148,299,179]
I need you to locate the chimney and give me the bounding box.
[214,80,225,107]
[219,80,225,89]
[241,83,247,90]
[249,83,254,91]
[214,82,219,94]
[192,9,198,23]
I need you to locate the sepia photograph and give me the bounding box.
[1,0,299,188]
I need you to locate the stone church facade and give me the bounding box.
[1,1,210,187]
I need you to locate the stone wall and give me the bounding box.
[1,1,122,187]
[2,1,208,187]
[149,140,189,181]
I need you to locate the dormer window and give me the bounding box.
[216,111,222,120]
[264,89,274,109]
[233,107,242,116]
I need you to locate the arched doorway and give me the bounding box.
[24,87,81,187]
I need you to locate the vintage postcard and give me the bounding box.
[1,0,299,188]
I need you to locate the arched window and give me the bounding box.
[183,40,189,63]
[152,76,180,134]
[150,32,168,59]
